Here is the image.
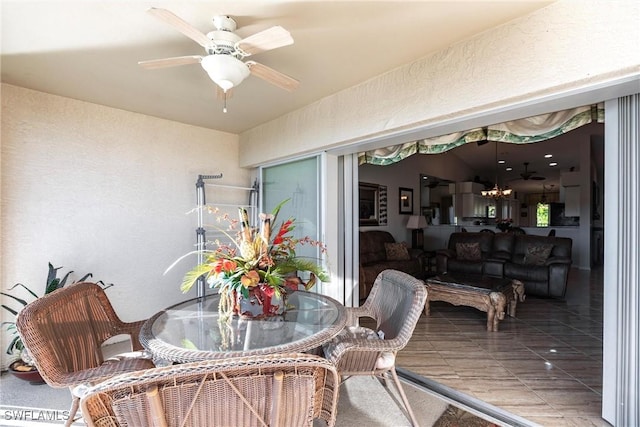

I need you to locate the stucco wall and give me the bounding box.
[0,84,248,367]
[239,0,640,166]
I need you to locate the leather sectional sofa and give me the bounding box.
[436,231,573,298]
[359,230,423,299]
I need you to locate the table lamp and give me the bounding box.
[406,215,428,249]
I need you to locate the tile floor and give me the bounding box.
[0,267,606,426]
[397,267,608,426]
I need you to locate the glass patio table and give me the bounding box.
[139,290,347,364]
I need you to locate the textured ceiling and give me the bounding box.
[5,1,598,195]
[1,1,553,134]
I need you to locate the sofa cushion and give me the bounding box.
[512,235,572,259]
[523,243,554,265]
[504,263,549,282]
[384,242,410,261]
[447,232,493,258]
[455,242,481,261]
[492,233,515,255]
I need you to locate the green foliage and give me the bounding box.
[536,203,550,227]
[1,263,112,356]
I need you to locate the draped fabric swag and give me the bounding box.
[358,104,605,166]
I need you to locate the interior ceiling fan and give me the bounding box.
[515,162,546,181]
[139,8,299,110]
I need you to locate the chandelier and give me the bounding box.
[482,141,513,199]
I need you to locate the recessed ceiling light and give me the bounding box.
[506,167,513,171]
[498,160,505,164]
[549,162,558,166]
[544,154,553,158]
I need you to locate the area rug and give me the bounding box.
[335,375,448,426]
[433,405,499,427]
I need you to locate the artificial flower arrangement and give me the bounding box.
[176,199,330,318]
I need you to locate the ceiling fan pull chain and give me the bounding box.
[223,91,228,113]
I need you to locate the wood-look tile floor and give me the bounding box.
[397,267,607,427]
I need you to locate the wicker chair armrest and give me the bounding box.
[323,336,402,364]
[111,319,147,350]
[345,306,373,326]
[53,356,154,387]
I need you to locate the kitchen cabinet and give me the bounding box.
[461,193,489,218]
[500,199,519,221]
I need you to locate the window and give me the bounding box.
[536,203,550,227]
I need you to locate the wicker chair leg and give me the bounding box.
[65,396,80,427]
[389,368,420,427]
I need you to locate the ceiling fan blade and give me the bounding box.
[236,26,293,56]
[148,8,212,48]
[138,55,202,69]
[246,61,299,91]
[531,176,546,181]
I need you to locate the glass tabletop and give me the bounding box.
[139,291,347,364]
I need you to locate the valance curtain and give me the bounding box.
[358,104,604,166]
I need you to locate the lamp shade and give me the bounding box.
[201,55,250,91]
[406,215,427,229]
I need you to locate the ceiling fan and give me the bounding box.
[139,8,299,110]
[515,162,546,181]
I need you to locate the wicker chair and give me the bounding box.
[16,281,155,426]
[323,269,427,426]
[80,353,340,427]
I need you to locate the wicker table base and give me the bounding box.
[424,275,525,332]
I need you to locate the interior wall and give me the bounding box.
[359,151,474,242]
[239,0,639,165]
[0,83,249,368]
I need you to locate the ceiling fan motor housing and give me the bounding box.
[212,15,237,32]
[206,30,242,55]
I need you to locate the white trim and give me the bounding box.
[327,74,640,157]
[602,94,640,425]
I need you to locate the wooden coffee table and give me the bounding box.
[424,274,525,332]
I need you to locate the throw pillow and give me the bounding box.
[455,242,481,261]
[523,243,554,265]
[384,242,410,261]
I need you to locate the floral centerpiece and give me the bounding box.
[177,199,329,319]
[496,218,513,232]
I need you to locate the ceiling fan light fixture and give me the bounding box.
[201,54,250,92]
[482,141,513,199]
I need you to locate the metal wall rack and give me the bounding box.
[195,174,259,298]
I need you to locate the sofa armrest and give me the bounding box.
[436,249,455,273]
[545,256,572,266]
[436,249,455,259]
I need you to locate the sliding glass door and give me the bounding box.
[261,156,326,294]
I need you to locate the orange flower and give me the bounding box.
[212,259,237,275]
[240,270,260,288]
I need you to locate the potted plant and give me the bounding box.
[1,263,112,383]
[171,199,329,319]
[496,218,513,232]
